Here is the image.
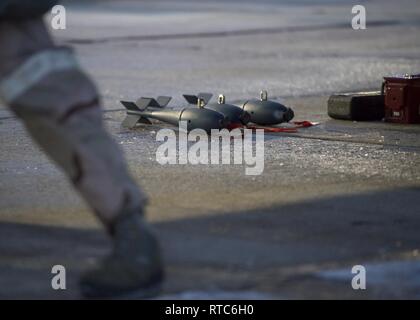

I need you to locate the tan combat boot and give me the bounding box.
[80,211,164,299]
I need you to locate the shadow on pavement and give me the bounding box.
[1,186,420,299]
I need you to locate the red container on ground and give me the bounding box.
[384,74,420,124]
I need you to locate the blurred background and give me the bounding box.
[54,0,420,106]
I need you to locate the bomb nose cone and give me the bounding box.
[284,107,295,122]
[239,111,251,125]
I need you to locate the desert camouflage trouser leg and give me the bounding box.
[0,18,147,230]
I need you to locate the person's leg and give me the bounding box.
[0,18,163,298]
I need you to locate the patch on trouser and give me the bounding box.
[9,69,147,225]
[0,48,79,106]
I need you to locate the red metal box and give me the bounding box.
[384,74,420,124]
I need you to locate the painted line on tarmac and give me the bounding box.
[64,19,406,45]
